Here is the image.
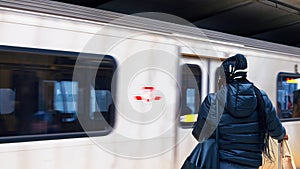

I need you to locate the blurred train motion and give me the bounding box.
[0,1,299,169]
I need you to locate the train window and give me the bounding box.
[179,64,201,128]
[277,72,300,119]
[0,46,116,142]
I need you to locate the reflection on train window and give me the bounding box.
[0,89,15,115]
[180,64,201,128]
[0,46,116,142]
[277,73,300,119]
[54,81,78,122]
[90,88,112,121]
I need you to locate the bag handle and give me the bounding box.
[279,137,296,169]
[283,140,292,157]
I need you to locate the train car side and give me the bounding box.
[0,2,299,169]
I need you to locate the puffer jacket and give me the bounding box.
[192,81,286,168]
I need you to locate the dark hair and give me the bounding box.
[221,54,248,83]
[216,66,226,90]
[254,86,274,162]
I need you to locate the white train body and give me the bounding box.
[0,1,299,169]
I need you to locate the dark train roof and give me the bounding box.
[50,0,300,49]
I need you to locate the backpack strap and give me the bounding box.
[253,85,267,131]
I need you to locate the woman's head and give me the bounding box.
[221,54,248,83]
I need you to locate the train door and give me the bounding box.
[90,37,181,169]
[175,53,223,168]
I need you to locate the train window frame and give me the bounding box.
[179,64,202,128]
[277,72,300,121]
[0,45,117,143]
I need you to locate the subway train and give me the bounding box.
[0,1,299,169]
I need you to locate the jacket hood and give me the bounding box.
[225,82,257,118]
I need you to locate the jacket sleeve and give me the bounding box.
[261,90,286,141]
[192,94,212,141]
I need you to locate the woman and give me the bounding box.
[192,54,286,169]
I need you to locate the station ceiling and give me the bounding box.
[52,0,300,48]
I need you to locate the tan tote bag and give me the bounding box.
[279,139,296,169]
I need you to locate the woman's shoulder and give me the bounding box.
[258,89,271,102]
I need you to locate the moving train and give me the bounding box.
[0,1,299,169]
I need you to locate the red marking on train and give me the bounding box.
[143,86,154,91]
[154,96,161,100]
[135,96,143,100]
[134,86,161,102]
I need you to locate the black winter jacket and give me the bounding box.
[192,81,286,168]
